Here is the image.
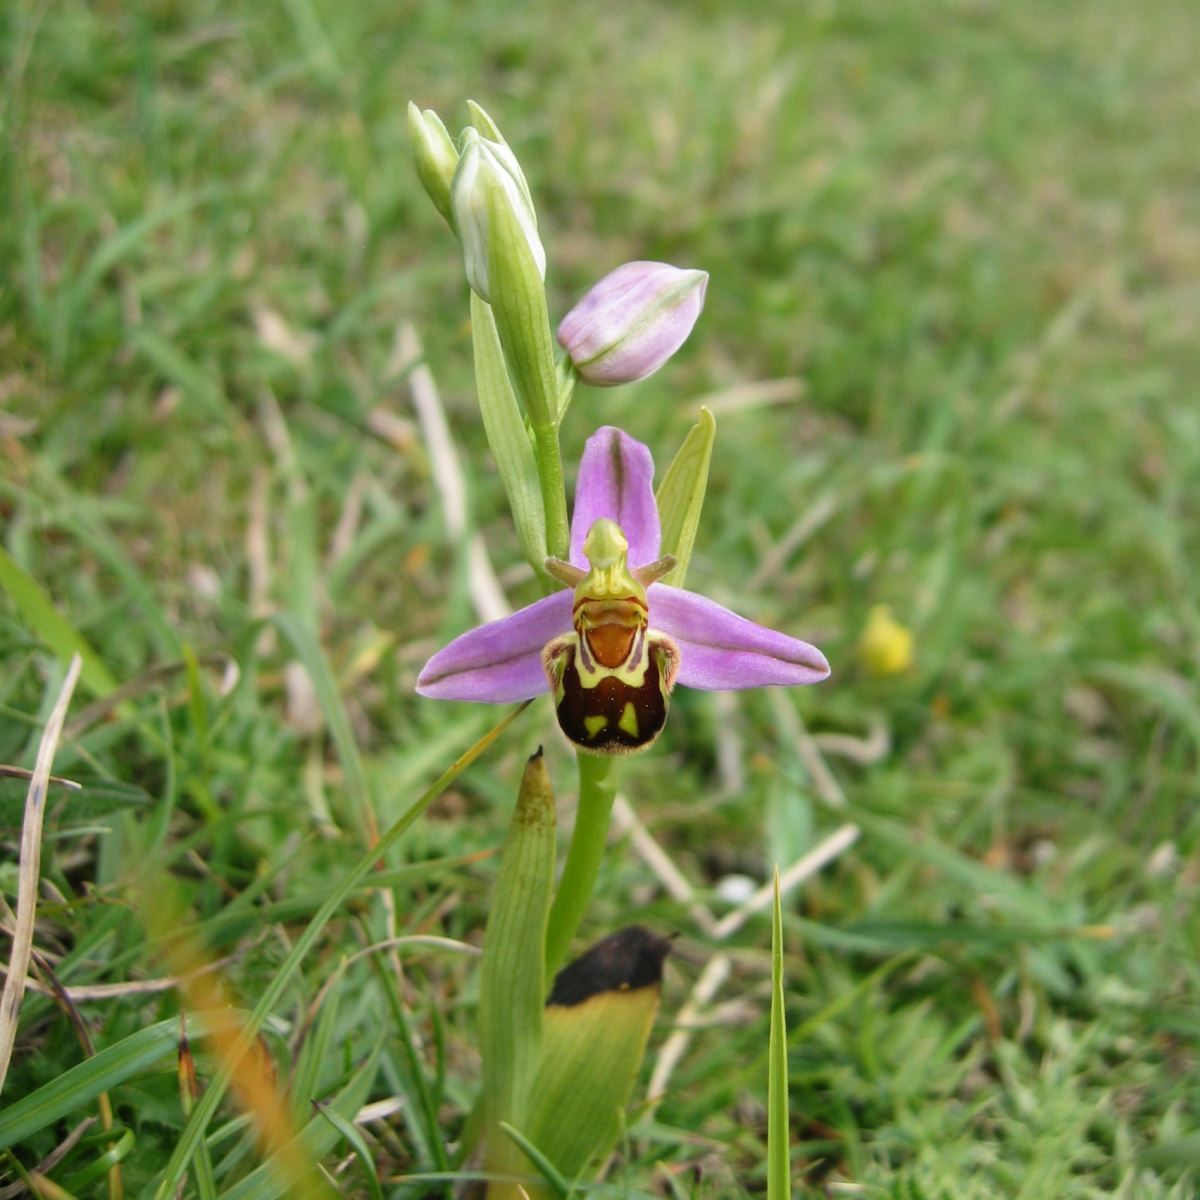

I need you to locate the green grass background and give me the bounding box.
[2,0,1198,1195]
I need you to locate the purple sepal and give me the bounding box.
[569,426,660,569]
[415,590,572,701]
[649,585,830,690]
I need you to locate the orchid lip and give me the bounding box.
[415,426,830,716]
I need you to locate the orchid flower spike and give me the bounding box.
[416,427,830,753]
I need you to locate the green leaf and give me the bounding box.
[767,867,790,1200]
[289,963,344,1125]
[478,750,557,1178]
[655,408,716,588]
[59,1125,135,1192]
[0,544,117,696]
[216,1040,382,1200]
[313,1100,384,1200]
[0,1010,248,1151]
[499,1123,571,1199]
[365,939,450,1175]
[524,931,665,1183]
[471,292,548,573]
[0,776,149,829]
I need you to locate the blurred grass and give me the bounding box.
[1,0,1198,1195]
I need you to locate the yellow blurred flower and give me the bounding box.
[858,605,914,676]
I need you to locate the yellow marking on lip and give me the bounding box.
[584,715,608,738]
[573,595,647,617]
[618,702,639,738]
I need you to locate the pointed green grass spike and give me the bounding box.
[478,749,557,1196]
[471,291,548,576]
[524,927,670,1188]
[768,866,791,1200]
[654,407,716,588]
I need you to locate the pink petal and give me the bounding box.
[557,261,708,387]
[569,426,661,569]
[415,591,573,702]
[649,585,830,690]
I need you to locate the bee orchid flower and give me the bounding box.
[416,426,830,752]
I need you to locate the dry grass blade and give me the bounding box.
[691,378,806,416]
[0,654,82,1097]
[647,954,732,1110]
[0,952,243,1003]
[389,321,509,623]
[0,766,80,790]
[63,654,235,740]
[0,1118,95,1200]
[766,689,846,809]
[712,824,860,940]
[611,796,716,936]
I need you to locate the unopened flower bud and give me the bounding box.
[407,102,459,225]
[557,261,708,387]
[451,127,545,303]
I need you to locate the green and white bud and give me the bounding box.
[451,127,545,303]
[406,102,459,225]
[466,100,535,210]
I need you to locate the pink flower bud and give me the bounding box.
[557,261,708,387]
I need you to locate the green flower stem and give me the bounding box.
[544,751,620,978]
[532,420,569,562]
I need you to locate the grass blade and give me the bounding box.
[216,1040,383,1200]
[499,1122,571,1199]
[275,611,377,845]
[0,656,82,1096]
[767,867,790,1200]
[59,1125,135,1193]
[312,1102,384,1200]
[0,549,116,695]
[0,1010,250,1151]
[150,700,531,1200]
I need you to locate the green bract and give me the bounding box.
[471,292,548,572]
[655,406,716,588]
